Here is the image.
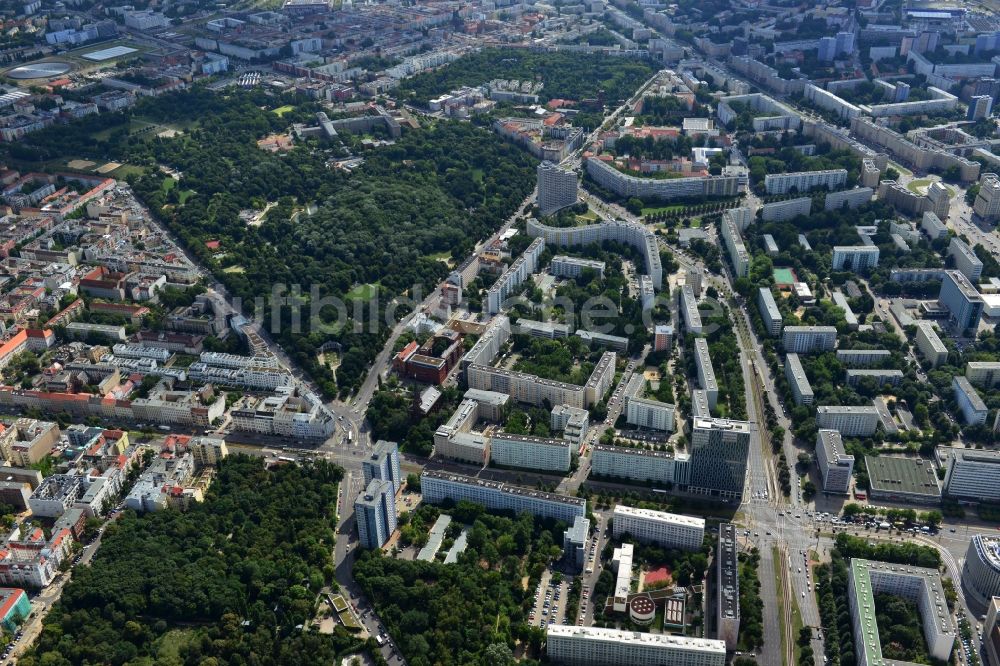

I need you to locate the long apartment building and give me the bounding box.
[837,349,891,367]
[966,361,1000,387]
[944,448,1000,503]
[545,625,726,666]
[815,429,854,494]
[717,93,801,131]
[852,117,980,183]
[527,218,662,289]
[953,375,988,426]
[434,398,489,464]
[848,558,955,666]
[551,255,606,279]
[590,444,690,487]
[816,406,880,437]
[757,287,782,337]
[490,432,572,472]
[612,505,704,551]
[782,326,837,354]
[585,156,742,203]
[915,321,948,368]
[832,245,880,271]
[716,523,740,650]
[421,469,586,523]
[461,315,511,368]
[785,353,814,406]
[720,208,750,278]
[486,237,545,314]
[949,237,984,282]
[625,396,676,432]
[681,285,703,335]
[466,350,615,410]
[694,338,719,409]
[764,169,847,195]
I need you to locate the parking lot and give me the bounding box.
[529,571,570,630]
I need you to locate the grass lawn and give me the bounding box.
[223,265,245,273]
[347,283,379,301]
[906,178,954,197]
[272,105,295,117]
[576,209,600,222]
[773,547,788,663]
[110,163,146,180]
[888,161,913,177]
[155,628,200,661]
[641,204,684,217]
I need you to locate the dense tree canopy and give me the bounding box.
[395,48,658,107]
[22,456,358,666]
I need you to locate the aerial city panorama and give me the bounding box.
[4,0,1000,664]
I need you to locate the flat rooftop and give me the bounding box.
[421,469,586,507]
[864,455,941,498]
[546,624,726,653]
[613,504,705,529]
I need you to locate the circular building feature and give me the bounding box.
[628,594,656,625]
[963,534,1000,605]
[6,61,72,80]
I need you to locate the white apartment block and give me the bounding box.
[848,559,955,666]
[612,505,705,551]
[832,246,880,271]
[613,543,634,613]
[527,218,662,289]
[761,197,812,222]
[944,448,1000,503]
[681,285,703,335]
[757,288,783,336]
[420,470,586,523]
[921,211,949,240]
[717,93,801,131]
[836,349,891,367]
[785,353,814,406]
[915,321,948,368]
[551,255,606,280]
[716,523,740,650]
[953,375,988,426]
[187,362,292,391]
[720,209,750,278]
[626,397,676,432]
[962,534,1000,606]
[545,625,726,666]
[490,433,572,472]
[816,406,880,437]
[966,361,1000,388]
[815,429,853,494]
[585,157,742,204]
[804,83,861,120]
[590,444,689,486]
[551,404,589,445]
[975,173,1000,221]
[462,315,511,368]
[230,389,336,438]
[486,237,545,314]
[693,338,719,409]
[949,237,984,282]
[764,169,847,195]
[467,350,614,410]
[537,161,579,216]
[782,326,837,354]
